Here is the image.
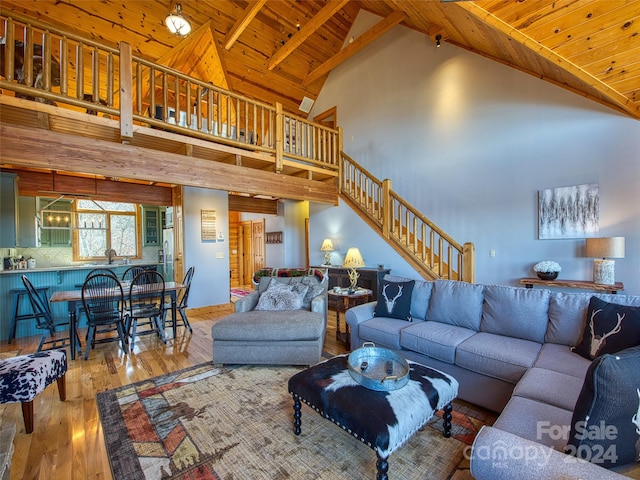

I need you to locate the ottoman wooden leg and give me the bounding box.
[292,395,302,435]
[376,452,389,480]
[442,403,453,438]
[21,401,34,434]
[56,374,67,401]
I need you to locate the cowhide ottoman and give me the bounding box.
[288,354,459,480]
[0,350,67,434]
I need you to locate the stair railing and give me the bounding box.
[340,152,475,282]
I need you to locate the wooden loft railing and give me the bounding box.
[340,152,475,282]
[0,10,340,179]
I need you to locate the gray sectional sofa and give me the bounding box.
[345,276,640,479]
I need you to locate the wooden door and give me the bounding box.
[252,219,265,274]
[172,186,184,283]
[240,221,252,285]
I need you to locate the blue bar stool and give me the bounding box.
[8,287,51,344]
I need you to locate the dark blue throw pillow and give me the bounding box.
[571,296,640,360]
[565,345,640,468]
[374,280,415,321]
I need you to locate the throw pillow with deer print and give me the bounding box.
[566,345,640,468]
[571,297,640,360]
[374,280,415,321]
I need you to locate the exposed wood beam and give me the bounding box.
[304,11,407,86]
[457,2,640,120]
[225,0,268,50]
[0,123,338,205]
[267,0,349,71]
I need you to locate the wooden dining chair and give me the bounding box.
[122,266,145,283]
[21,275,81,356]
[81,273,128,360]
[127,270,166,347]
[162,266,194,334]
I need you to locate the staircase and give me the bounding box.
[339,152,475,282]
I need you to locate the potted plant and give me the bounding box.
[533,260,562,280]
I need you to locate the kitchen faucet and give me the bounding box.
[107,248,117,264]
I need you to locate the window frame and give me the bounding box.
[72,203,142,262]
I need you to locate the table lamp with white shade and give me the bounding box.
[343,247,365,292]
[585,236,625,285]
[320,239,335,266]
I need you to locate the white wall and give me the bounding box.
[310,11,640,293]
[183,186,229,308]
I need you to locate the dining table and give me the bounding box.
[50,281,185,360]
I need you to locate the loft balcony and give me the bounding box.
[0,10,340,205]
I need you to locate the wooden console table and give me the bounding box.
[519,278,624,294]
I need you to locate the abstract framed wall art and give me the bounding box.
[538,183,599,239]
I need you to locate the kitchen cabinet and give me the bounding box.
[18,196,37,248]
[0,173,18,247]
[38,198,72,247]
[142,206,161,246]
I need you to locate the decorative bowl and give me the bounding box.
[537,271,559,281]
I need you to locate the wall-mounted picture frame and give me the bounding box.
[201,209,217,241]
[265,231,283,244]
[538,183,599,239]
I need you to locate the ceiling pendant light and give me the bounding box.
[165,4,192,37]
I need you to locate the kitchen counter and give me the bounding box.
[0,262,161,275]
[0,262,164,341]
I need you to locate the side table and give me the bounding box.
[328,287,372,347]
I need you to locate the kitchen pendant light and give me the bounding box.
[165,4,191,37]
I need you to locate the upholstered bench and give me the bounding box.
[0,350,67,434]
[288,355,459,480]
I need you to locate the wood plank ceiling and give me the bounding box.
[1,0,638,121]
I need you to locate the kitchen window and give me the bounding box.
[74,200,140,260]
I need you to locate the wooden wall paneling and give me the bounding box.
[228,210,240,287]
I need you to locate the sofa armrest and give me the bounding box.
[471,426,630,480]
[345,302,376,350]
[234,292,260,313]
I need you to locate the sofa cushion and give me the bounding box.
[571,296,640,360]
[425,280,484,331]
[357,317,410,350]
[533,343,591,379]
[513,367,584,411]
[481,285,550,343]
[546,292,640,346]
[456,332,541,384]
[399,321,476,364]
[566,345,640,468]
[255,280,308,311]
[383,274,433,321]
[493,396,574,451]
[374,279,414,321]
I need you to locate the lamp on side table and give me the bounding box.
[585,237,625,285]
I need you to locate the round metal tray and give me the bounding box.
[347,342,410,391]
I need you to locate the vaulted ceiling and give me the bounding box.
[2,0,639,120]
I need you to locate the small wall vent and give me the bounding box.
[298,96,314,113]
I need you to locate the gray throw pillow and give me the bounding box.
[566,345,640,468]
[255,280,309,311]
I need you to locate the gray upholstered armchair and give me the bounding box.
[212,275,328,366]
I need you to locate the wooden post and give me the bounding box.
[463,242,475,283]
[275,102,283,172]
[119,42,133,139]
[382,179,392,239]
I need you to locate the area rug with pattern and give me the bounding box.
[96,362,495,480]
[230,288,252,297]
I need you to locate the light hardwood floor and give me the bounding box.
[0,300,349,480]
